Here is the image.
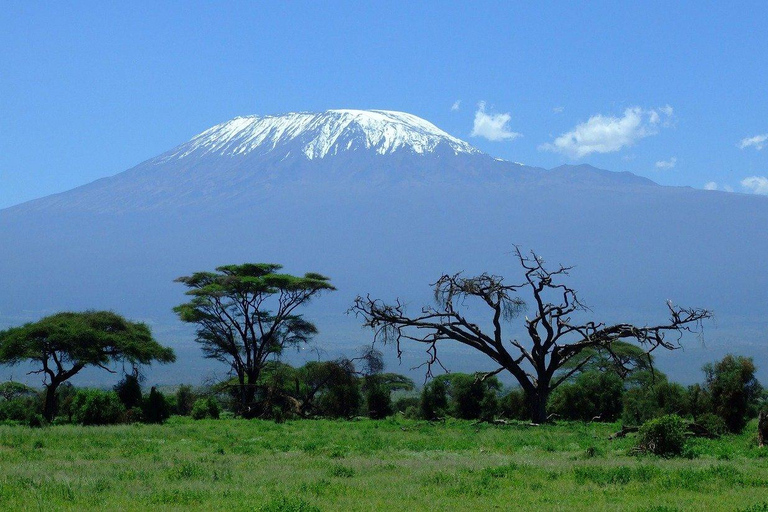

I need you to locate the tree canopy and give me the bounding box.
[174,263,335,416]
[0,310,175,421]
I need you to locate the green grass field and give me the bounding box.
[1,417,767,511]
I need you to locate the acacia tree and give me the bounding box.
[174,263,335,416]
[352,248,711,423]
[0,311,176,421]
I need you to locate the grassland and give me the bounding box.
[1,417,767,511]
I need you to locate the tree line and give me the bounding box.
[0,250,764,437]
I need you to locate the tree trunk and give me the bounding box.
[43,381,60,422]
[758,411,768,448]
[527,387,550,424]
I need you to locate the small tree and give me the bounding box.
[352,248,711,423]
[114,372,143,409]
[704,354,762,433]
[0,311,175,421]
[174,264,334,416]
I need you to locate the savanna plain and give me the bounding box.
[1,417,767,511]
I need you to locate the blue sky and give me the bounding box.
[1,1,767,208]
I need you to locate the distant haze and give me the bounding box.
[1,110,766,387]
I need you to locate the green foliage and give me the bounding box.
[420,377,448,419]
[697,413,729,438]
[191,397,221,420]
[142,387,170,424]
[363,375,392,419]
[70,389,126,425]
[420,373,500,420]
[549,370,624,421]
[637,414,688,456]
[175,384,197,415]
[704,354,762,433]
[500,388,528,420]
[315,361,361,418]
[114,374,142,409]
[622,378,689,426]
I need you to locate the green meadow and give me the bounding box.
[1,417,767,511]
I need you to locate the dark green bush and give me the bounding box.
[622,380,689,426]
[704,354,762,433]
[549,371,624,422]
[175,385,197,416]
[191,397,220,420]
[696,413,728,438]
[636,414,688,456]
[500,388,528,420]
[114,374,142,409]
[421,377,448,420]
[142,387,171,424]
[70,389,126,425]
[364,376,392,419]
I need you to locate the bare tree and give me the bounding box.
[351,248,711,423]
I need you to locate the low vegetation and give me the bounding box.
[0,417,767,510]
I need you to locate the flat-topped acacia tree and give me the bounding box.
[351,248,712,423]
[174,264,335,416]
[0,311,176,421]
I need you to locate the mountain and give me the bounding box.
[1,109,767,385]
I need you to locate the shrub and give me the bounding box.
[142,387,171,424]
[704,354,763,433]
[696,413,729,438]
[636,414,688,456]
[175,385,196,416]
[114,374,142,409]
[392,396,419,415]
[421,377,448,420]
[420,373,501,421]
[622,380,689,426]
[70,389,126,425]
[500,388,528,420]
[549,371,624,422]
[191,397,220,420]
[364,376,392,419]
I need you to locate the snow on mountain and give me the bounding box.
[161,109,481,161]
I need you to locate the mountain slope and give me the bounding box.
[1,109,765,385]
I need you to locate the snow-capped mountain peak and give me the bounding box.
[164,109,481,161]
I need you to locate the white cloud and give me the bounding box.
[704,181,718,190]
[539,106,673,158]
[553,106,564,113]
[741,176,768,195]
[738,134,768,150]
[724,185,734,192]
[470,101,522,142]
[655,157,677,170]
[451,100,461,112]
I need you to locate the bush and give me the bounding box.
[420,377,448,420]
[696,412,729,438]
[420,373,501,421]
[364,376,392,419]
[191,397,220,420]
[622,380,689,426]
[70,389,126,425]
[175,385,196,416]
[114,374,142,409]
[392,396,419,415]
[142,387,171,424]
[704,354,763,433]
[549,371,624,422]
[636,414,688,456]
[500,388,528,420]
